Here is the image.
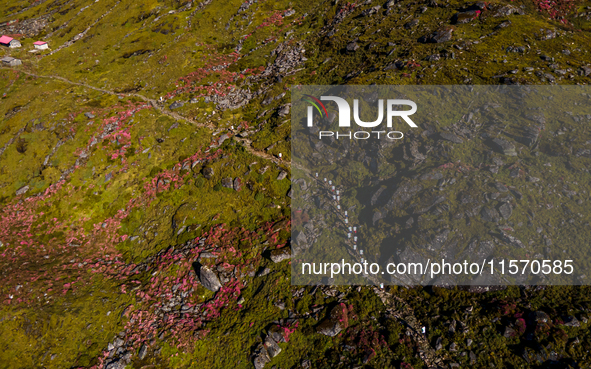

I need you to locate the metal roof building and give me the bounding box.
[0,35,21,48]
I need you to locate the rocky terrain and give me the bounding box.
[1,0,591,368]
[291,85,591,288]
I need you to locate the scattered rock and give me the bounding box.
[495,20,512,30]
[532,311,550,323]
[277,171,288,180]
[473,1,488,10]
[497,229,525,248]
[465,280,507,293]
[535,71,556,83]
[579,66,591,77]
[406,141,427,160]
[222,177,234,189]
[562,316,580,327]
[167,122,179,132]
[202,167,214,179]
[294,230,308,248]
[540,55,554,62]
[469,351,477,364]
[498,203,513,219]
[253,345,271,369]
[216,133,230,147]
[252,326,286,369]
[169,101,184,109]
[264,334,282,357]
[440,132,463,144]
[214,88,253,110]
[491,138,517,156]
[435,336,443,351]
[278,104,290,116]
[256,267,271,277]
[317,305,348,337]
[504,326,517,338]
[346,42,359,52]
[405,217,414,228]
[138,344,148,360]
[84,112,95,119]
[481,206,500,222]
[105,359,127,369]
[270,248,291,263]
[494,5,525,17]
[506,46,526,53]
[420,171,443,181]
[449,319,456,334]
[384,60,405,71]
[404,19,419,29]
[452,10,480,24]
[520,126,540,147]
[233,177,242,191]
[538,28,557,40]
[113,337,124,348]
[419,27,454,43]
[16,185,29,196]
[362,5,382,16]
[494,182,508,192]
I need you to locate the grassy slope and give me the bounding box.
[0,0,590,368]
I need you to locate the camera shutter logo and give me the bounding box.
[303,95,418,128]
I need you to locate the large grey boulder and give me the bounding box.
[316,305,348,337]
[270,248,291,263]
[198,265,222,292]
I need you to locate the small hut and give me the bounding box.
[33,41,48,50]
[1,56,22,66]
[0,36,21,48]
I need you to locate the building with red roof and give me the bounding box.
[33,41,48,50]
[0,35,21,48]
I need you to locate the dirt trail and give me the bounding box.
[1,67,288,168]
[297,164,446,368]
[2,67,443,367]
[374,287,447,368]
[4,65,440,366]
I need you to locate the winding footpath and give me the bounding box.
[1,66,287,169]
[300,167,446,368]
[2,66,443,368]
